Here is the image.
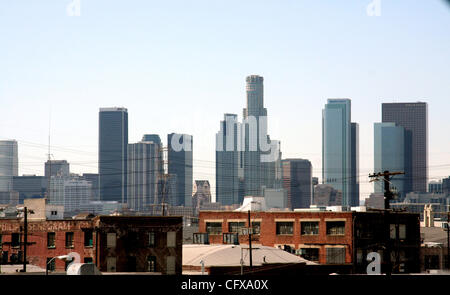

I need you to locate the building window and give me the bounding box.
[326,247,346,264]
[301,222,319,235]
[206,222,222,235]
[276,222,294,235]
[252,222,261,235]
[46,257,56,272]
[84,257,93,264]
[228,222,245,233]
[65,232,74,248]
[167,231,176,248]
[148,232,156,247]
[299,248,319,262]
[424,255,440,270]
[399,224,406,240]
[107,233,116,248]
[223,233,239,245]
[84,230,93,247]
[147,256,156,272]
[0,234,2,249]
[326,221,345,235]
[11,233,20,248]
[166,256,176,275]
[193,233,209,244]
[47,232,56,248]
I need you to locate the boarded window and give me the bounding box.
[399,224,406,239]
[107,233,117,248]
[106,256,116,272]
[166,256,176,275]
[326,247,346,264]
[148,232,156,247]
[167,231,176,248]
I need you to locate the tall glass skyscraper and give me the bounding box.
[127,138,163,212]
[282,159,312,209]
[167,133,193,207]
[0,140,18,192]
[215,114,244,205]
[322,99,359,206]
[99,107,128,203]
[374,122,406,198]
[382,102,428,193]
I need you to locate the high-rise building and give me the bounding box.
[382,102,428,193]
[374,122,406,199]
[428,181,443,194]
[192,180,212,213]
[443,177,450,196]
[282,159,312,209]
[0,140,18,192]
[81,173,99,201]
[313,184,343,207]
[99,107,128,203]
[216,114,244,206]
[13,175,47,203]
[45,160,70,179]
[127,138,163,212]
[49,176,91,213]
[168,133,193,207]
[350,123,360,206]
[322,99,355,206]
[242,75,267,197]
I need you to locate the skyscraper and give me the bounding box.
[216,114,244,205]
[168,133,193,207]
[382,102,428,193]
[322,99,358,206]
[45,160,70,179]
[282,159,312,209]
[374,122,406,198]
[0,140,18,192]
[99,107,128,203]
[350,122,360,207]
[127,138,163,212]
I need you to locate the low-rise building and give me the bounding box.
[0,215,182,274]
[196,209,421,274]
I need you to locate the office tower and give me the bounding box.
[81,173,99,201]
[142,134,162,145]
[282,159,312,209]
[428,181,443,194]
[443,177,450,196]
[382,102,428,193]
[374,122,406,199]
[215,114,244,205]
[127,139,163,212]
[167,133,193,207]
[192,180,212,212]
[242,75,267,197]
[322,99,353,206]
[313,184,343,206]
[99,107,128,203]
[0,140,18,192]
[45,160,70,179]
[13,175,47,203]
[49,176,91,213]
[350,122,360,206]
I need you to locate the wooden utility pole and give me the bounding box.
[248,210,253,271]
[369,170,405,276]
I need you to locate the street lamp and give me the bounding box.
[46,255,71,275]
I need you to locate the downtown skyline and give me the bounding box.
[1,1,449,203]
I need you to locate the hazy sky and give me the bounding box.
[1,0,449,202]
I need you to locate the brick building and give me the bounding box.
[197,210,421,274]
[0,215,182,274]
